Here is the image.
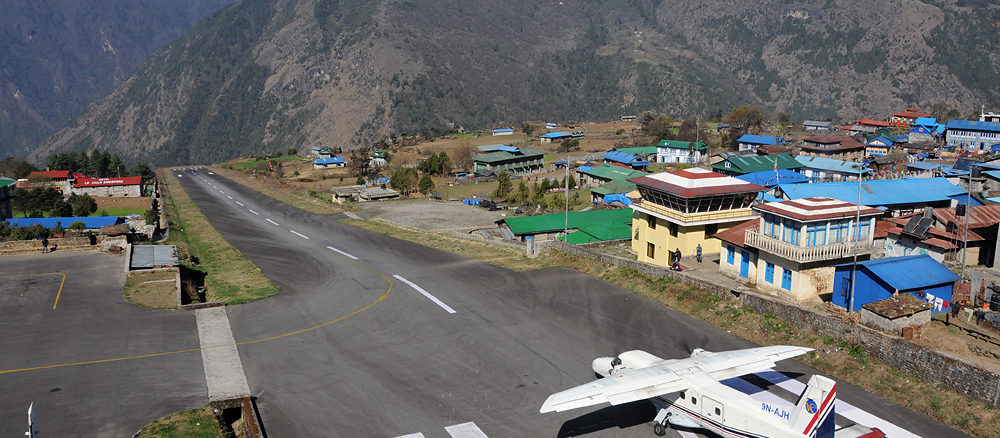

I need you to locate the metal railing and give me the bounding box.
[744,229,875,263]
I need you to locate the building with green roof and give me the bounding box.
[500,208,633,244]
[656,139,708,164]
[473,146,544,175]
[0,177,15,220]
[615,146,659,162]
[711,153,802,176]
[588,179,635,202]
[576,163,647,187]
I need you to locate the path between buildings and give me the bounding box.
[196,307,250,402]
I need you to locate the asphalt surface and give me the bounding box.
[175,168,968,438]
[0,251,205,437]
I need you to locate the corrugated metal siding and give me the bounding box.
[131,245,178,269]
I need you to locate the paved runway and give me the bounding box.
[175,168,967,438]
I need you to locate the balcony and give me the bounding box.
[744,229,876,263]
[632,199,755,225]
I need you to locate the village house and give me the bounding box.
[714,218,762,284]
[736,134,784,152]
[21,170,74,195]
[798,135,867,160]
[743,197,882,303]
[370,150,389,167]
[614,146,658,163]
[832,255,960,312]
[848,118,891,135]
[908,126,936,144]
[945,119,1000,154]
[538,131,584,144]
[628,168,764,266]
[882,204,1000,268]
[865,136,894,157]
[794,156,871,182]
[889,107,932,128]
[656,140,709,164]
[802,120,833,131]
[313,157,346,169]
[575,163,646,188]
[711,153,802,176]
[491,128,514,136]
[473,145,544,175]
[602,150,650,170]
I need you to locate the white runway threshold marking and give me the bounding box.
[326,246,358,260]
[444,422,488,438]
[266,218,279,226]
[290,230,310,239]
[394,434,425,438]
[754,371,919,438]
[248,210,259,215]
[393,275,456,314]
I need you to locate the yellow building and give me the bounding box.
[627,168,764,267]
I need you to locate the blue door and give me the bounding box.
[739,251,750,278]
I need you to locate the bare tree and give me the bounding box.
[451,141,475,172]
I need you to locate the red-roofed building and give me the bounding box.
[20,170,74,195]
[855,119,891,127]
[627,168,765,267]
[883,205,1000,267]
[71,176,143,197]
[714,218,761,283]
[743,197,883,303]
[889,108,932,127]
[28,170,71,181]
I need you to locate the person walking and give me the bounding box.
[696,244,703,263]
[41,236,48,253]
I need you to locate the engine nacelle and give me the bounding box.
[592,357,617,377]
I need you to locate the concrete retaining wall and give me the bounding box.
[546,240,1000,407]
[0,236,100,255]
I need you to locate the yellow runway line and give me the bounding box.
[0,250,391,375]
[0,272,66,310]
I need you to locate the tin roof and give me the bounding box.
[754,197,882,222]
[710,153,802,174]
[580,163,647,181]
[615,146,659,155]
[840,255,960,291]
[855,119,891,127]
[130,245,179,269]
[502,208,632,237]
[628,168,765,197]
[29,170,71,180]
[795,156,871,174]
[6,216,123,229]
[932,203,1000,230]
[656,139,708,150]
[737,134,783,145]
[800,136,866,151]
[0,177,15,189]
[313,157,346,165]
[713,218,760,247]
[778,178,963,207]
[946,119,1000,133]
[803,120,833,127]
[734,169,811,187]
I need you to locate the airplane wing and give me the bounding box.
[540,345,812,413]
[540,365,688,412]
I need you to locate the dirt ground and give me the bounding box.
[920,316,1000,373]
[356,199,509,232]
[94,196,153,209]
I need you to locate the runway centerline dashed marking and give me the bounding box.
[236,201,244,206]
[290,230,310,239]
[393,275,456,314]
[326,246,358,260]
[266,219,279,226]
[248,210,259,215]
[226,195,233,199]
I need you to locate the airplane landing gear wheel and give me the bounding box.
[653,422,666,436]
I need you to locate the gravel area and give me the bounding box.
[355,198,511,232]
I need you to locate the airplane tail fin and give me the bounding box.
[789,375,836,438]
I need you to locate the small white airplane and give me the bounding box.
[541,346,886,438]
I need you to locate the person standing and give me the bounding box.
[696,244,703,263]
[41,236,48,253]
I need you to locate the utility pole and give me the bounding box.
[848,162,863,312]
[564,154,569,240]
[961,170,972,283]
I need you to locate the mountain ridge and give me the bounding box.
[30,0,1000,166]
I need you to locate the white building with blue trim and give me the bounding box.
[945,119,1000,153]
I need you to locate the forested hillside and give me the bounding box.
[31,0,1000,166]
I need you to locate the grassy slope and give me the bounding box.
[158,169,278,304]
[135,406,223,438]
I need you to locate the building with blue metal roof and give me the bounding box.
[602,151,649,169]
[735,169,811,187]
[778,178,963,211]
[492,128,514,136]
[832,255,960,312]
[313,157,346,168]
[736,134,783,151]
[5,216,123,230]
[946,119,1000,152]
[795,156,870,182]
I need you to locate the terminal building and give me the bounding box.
[627,168,764,267]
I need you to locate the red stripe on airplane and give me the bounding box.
[802,383,837,434]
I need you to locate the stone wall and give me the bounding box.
[0,236,101,255]
[547,239,1000,407]
[859,308,931,335]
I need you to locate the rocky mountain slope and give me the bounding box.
[0,0,236,157]
[31,0,1000,166]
